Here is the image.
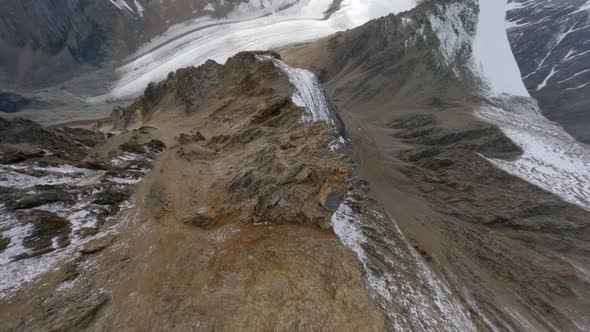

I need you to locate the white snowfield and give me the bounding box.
[96,0,417,101]
[477,101,590,212]
[470,0,590,212]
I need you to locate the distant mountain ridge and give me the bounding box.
[0,0,248,88]
[507,0,590,143]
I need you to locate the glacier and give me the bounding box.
[95,0,418,101]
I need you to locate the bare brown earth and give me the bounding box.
[0,52,386,331]
[280,19,590,331]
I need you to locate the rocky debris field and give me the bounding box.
[0,117,164,299]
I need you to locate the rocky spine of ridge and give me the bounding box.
[97,52,353,229]
[0,45,496,330]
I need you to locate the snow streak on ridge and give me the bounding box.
[331,197,476,331]
[268,58,336,125]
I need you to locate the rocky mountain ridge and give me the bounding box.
[0,0,589,331]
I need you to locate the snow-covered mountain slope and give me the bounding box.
[422,0,590,214]
[470,0,590,213]
[477,99,590,212]
[506,0,590,143]
[95,0,418,101]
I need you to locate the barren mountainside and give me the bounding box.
[0,0,589,331]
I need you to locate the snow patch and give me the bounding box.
[329,136,348,151]
[476,99,590,212]
[557,68,590,84]
[109,0,135,16]
[331,196,476,331]
[331,200,368,262]
[0,164,105,189]
[429,3,471,64]
[268,58,335,125]
[566,81,590,90]
[134,0,144,17]
[536,66,558,90]
[573,0,590,14]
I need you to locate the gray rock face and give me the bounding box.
[0,0,247,88]
[507,0,590,143]
[0,117,86,158]
[0,92,30,113]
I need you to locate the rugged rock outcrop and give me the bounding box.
[100,52,350,228]
[0,116,163,307]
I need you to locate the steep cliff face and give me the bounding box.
[507,0,590,143]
